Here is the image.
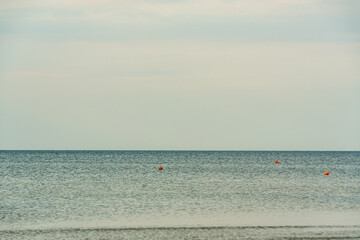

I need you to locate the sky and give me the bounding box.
[0,0,359,150]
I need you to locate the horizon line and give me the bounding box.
[0,149,359,152]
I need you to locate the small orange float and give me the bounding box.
[274,160,280,163]
[158,166,163,170]
[324,171,329,175]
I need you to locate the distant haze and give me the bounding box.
[0,0,359,150]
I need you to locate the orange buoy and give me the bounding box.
[324,171,329,175]
[274,160,280,163]
[158,166,163,170]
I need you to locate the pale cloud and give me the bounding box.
[1,0,358,45]
[0,0,355,18]
[1,39,359,98]
[0,0,359,150]
[1,0,358,43]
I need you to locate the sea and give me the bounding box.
[0,151,359,239]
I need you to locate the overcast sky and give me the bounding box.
[0,0,359,150]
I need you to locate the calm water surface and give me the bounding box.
[1,151,359,239]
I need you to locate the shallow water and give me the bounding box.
[1,151,359,239]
